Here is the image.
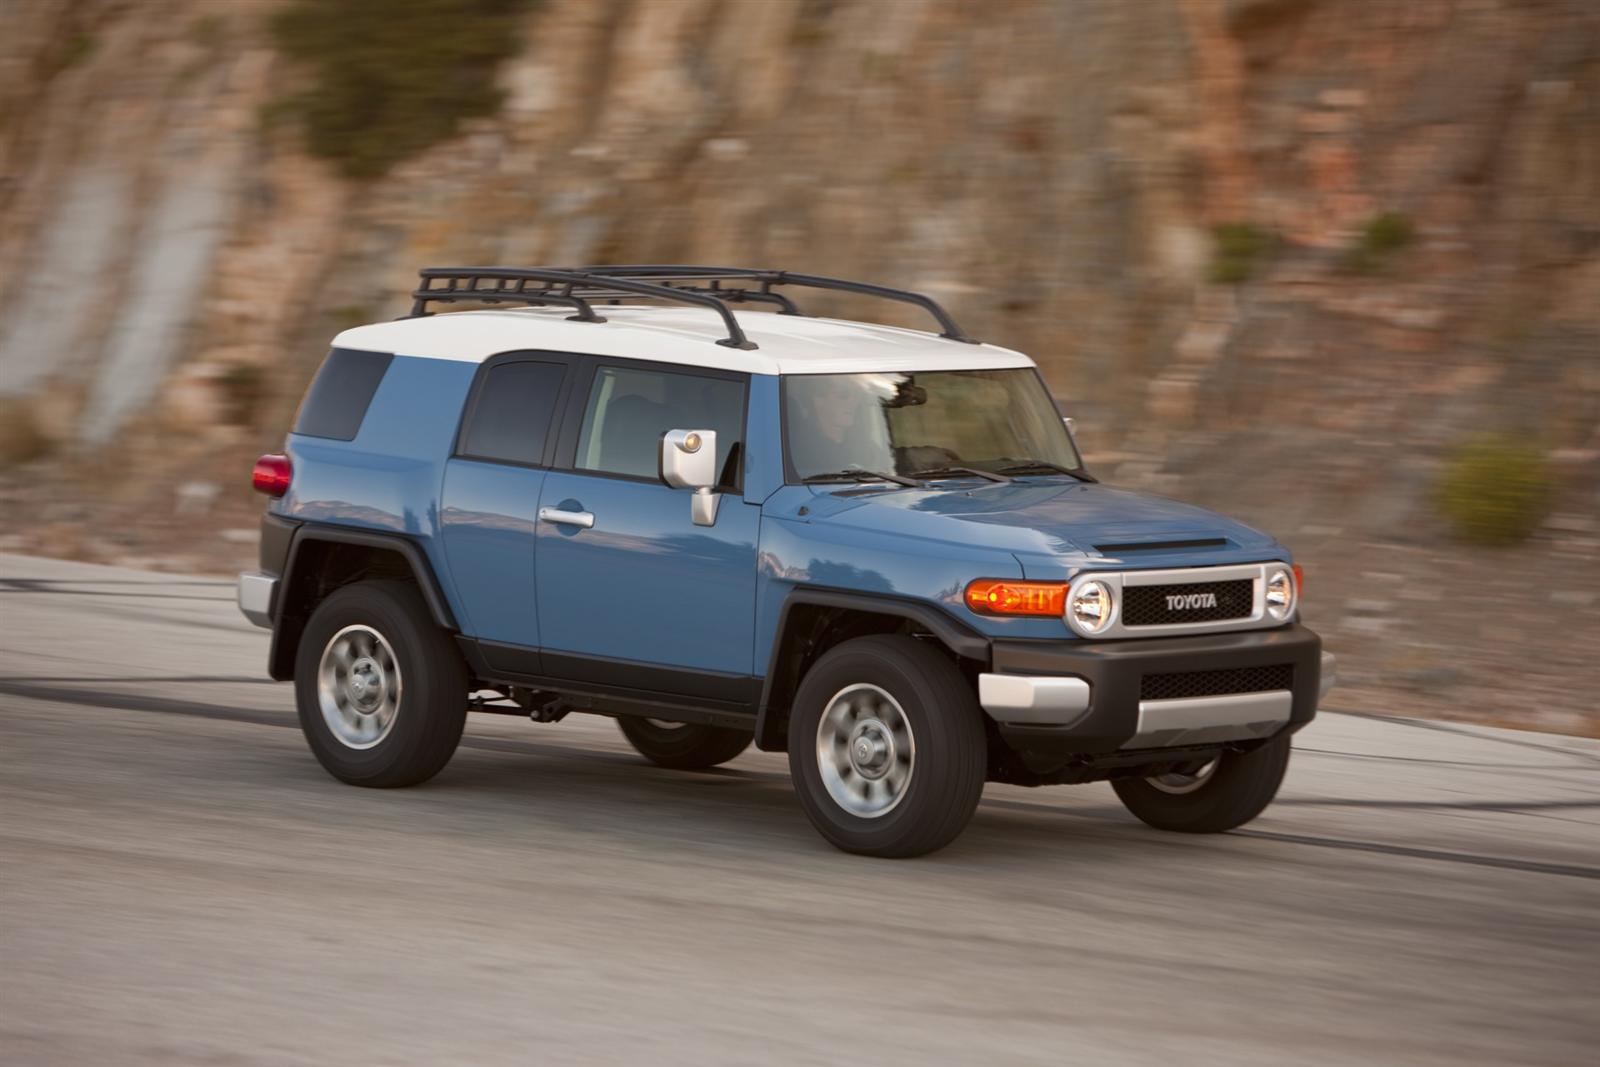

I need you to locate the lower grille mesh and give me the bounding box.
[1140,664,1293,702]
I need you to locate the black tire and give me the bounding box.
[616,717,752,770]
[787,635,986,858]
[294,579,468,788]
[1111,735,1292,833]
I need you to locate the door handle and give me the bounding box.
[538,507,594,529]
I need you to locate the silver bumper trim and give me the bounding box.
[1319,651,1337,700]
[978,673,1091,726]
[237,572,277,629]
[1121,690,1292,750]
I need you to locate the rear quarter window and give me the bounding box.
[294,348,394,441]
[455,359,568,466]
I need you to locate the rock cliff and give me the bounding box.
[1,0,1596,730]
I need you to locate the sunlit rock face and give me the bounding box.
[2,0,1595,466]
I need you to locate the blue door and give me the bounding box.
[534,361,758,701]
[438,355,570,655]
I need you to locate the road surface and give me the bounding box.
[1,553,1596,1066]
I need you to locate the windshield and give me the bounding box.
[783,369,1084,482]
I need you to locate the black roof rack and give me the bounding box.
[411,268,757,349]
[409,266,979,350]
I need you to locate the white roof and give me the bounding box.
[330,305,1033,376]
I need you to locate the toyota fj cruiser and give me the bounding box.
[240,266,1335,857]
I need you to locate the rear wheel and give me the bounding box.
[294,580,468,788]
[616,717,752,770]
[787,635,986,858]
[1111,735,1291,833]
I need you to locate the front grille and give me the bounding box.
[1122,579,1254,626]
[1140,664,1293,702]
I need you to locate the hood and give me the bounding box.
[797,480,1281,569]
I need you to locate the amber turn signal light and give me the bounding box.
[1292,563,1304,596]
[964,579,1068,617]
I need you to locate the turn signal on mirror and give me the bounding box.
[964,579,1068,617]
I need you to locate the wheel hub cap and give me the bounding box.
[816,684,915,819]
[848,720,894,779]
[317,625,402,750]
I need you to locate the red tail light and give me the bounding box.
[251,454,292,497]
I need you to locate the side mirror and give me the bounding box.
[661,428,720,526]
[1062,416,1082,458]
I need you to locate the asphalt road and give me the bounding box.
[1,552,1597,1066]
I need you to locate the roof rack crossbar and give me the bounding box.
[565,282,803,316]
[411,270,608,324]
[412,267,755,348]
[578,265,976,342]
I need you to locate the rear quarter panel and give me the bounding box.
[277,354,476,623]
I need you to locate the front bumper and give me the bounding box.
[980,624,1328,756]
[237,572,277,629]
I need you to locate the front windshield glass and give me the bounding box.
[783,369,1083,482]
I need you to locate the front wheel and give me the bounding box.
[1111,735,1292,833]
[787,635,986,858]
[616,717,752,770]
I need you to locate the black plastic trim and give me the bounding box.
[456,637,758,722]
[990,624,1323,757]
[1094,538,1228,554]
[258,513,300,577]
[266,524,460,682]
[277,524,457,631]
[541,649,759,706]
[753,586,992,750]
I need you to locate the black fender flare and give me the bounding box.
[268,523,458,679]
[753,586,991,751]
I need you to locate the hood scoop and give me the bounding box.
[1094,537,1229,554]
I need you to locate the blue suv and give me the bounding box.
[239,266,1335,857]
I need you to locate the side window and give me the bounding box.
[295,348,393,441]
[575,365,744,488]
[457,359,567,466]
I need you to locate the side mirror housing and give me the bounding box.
[1062,416,1083,461]
[661,429,720,526]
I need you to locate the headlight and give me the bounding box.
[1264,566,1296,620]
[1069,579,1115,635]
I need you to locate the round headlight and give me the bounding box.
[1265,567,1296,620]
[1070,579,1115,634]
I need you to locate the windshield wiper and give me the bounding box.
[908,465,1012,484]
[802,468,921,488]
[994,459,1097,483]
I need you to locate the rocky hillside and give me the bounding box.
[1,0,1596,731]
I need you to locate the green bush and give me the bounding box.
[270,0,531,179]
[61,32,95,70]
[1436,434,1552,546]
[1209,222,1272,284]
[1342,211,1414,275]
